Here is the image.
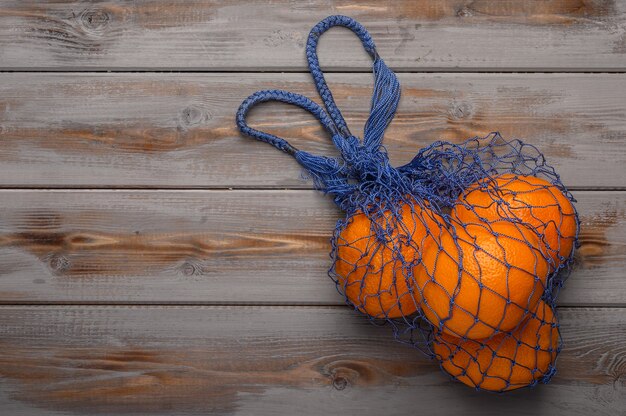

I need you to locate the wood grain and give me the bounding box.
[1,73,625,188]
[0,190,622,306]
[1,1,625,71]
[0,305,623,415]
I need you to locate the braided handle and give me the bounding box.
[306,15,377,138]
[306,15,400,150]
[235,89,351,197]
[235,89,338,155]
[235,16,401,198]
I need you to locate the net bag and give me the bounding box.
[235,15,580,392]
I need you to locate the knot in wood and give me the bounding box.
[49,255,70,274]
[449,101,473,120]
[181,261,201,276]
[457,6,474,17]
[332,375,348,390]
[325,361,374,389]
[180,105,205,127]
[79,8,110,33]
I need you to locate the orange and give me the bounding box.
[335,201,443,319]
[415,221,549,339]
[432,300,559,391]
[452,174,577,269]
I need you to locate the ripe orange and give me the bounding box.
[335,201,443,319]
[415,221,549,339]
[432,300,559,391]
[452,174,577,269]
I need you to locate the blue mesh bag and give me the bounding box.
[236,15,579,392]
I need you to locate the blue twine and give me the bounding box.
[236,15,407,208]
[306,15,378,137]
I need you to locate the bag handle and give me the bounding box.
[235,16,402,197]
[236,89,338,156]
[235,89,352,194]
[306,15,401,150]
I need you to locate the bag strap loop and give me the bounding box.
[306,15,377,137]
[236,89,338,156]
[235,89,351,193]
[306,15,400,150]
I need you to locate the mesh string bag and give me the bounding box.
[235,15,580,392]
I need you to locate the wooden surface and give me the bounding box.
[0,190,624,306]
[1,0,626,71]
[1,73,625,188]
[0,1,625,415]
[0,306,625,416]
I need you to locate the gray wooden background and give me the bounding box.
[1,1,625,415]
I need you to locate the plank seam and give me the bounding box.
[0,302,621,308]
[0,187,623,192]
[1,69,626,74]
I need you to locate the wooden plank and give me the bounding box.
[1,73,625,189]
[0,190,623,306]
[1,1,625,71]
[0,305,623,415]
